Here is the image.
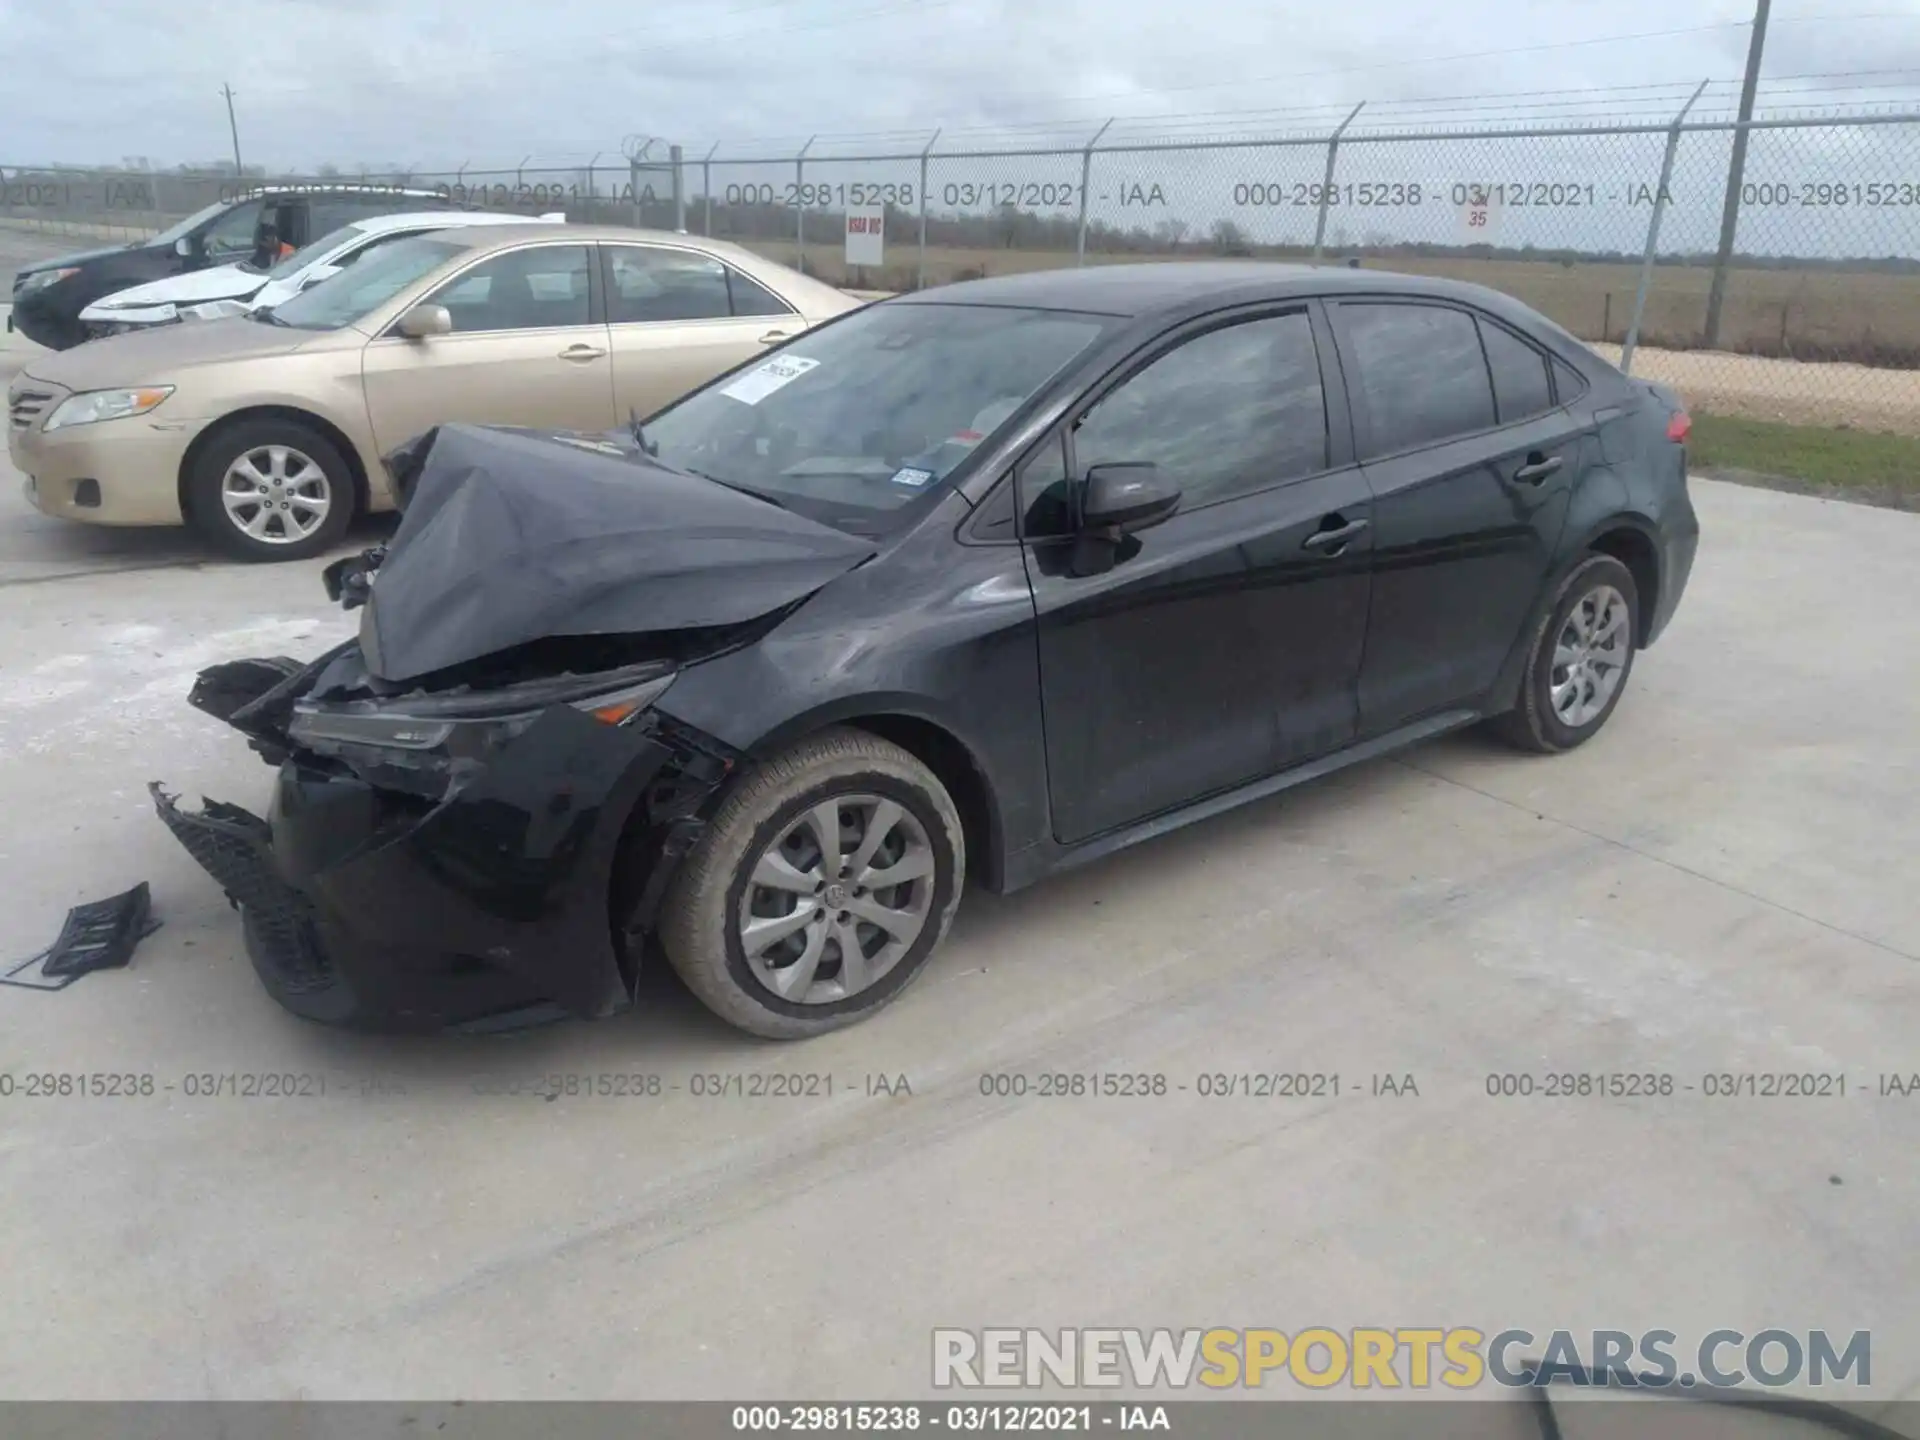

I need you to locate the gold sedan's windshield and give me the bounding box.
[268,235,467,330]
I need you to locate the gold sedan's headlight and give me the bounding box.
[43,386,175,431]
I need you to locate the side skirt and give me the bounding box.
[1004,708,1483,892]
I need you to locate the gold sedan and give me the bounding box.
[7,224,862,559]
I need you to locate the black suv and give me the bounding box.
[9,184,461,349]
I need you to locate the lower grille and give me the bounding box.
[148,783,337,994]
[9,387,53,431]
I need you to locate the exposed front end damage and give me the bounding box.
[153,643,742,1031]
[145,421,888,1032]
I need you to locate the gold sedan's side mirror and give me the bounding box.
[396,303,453,340]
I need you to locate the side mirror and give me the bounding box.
[396,303,453,339]
[173,237,193,259]
[1080,461,1180,535]
[299,264,341,291]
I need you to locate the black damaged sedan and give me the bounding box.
[155,263,1699,1037]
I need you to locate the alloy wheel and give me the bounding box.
[221,445,332,545]
[737,793,936,1005]
[1550,583,1631,728]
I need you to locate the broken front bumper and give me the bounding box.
[153,702,734,1033]
[151,785,351,1016]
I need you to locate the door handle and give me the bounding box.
[1302,516,1369,553]
[1512,453,1564,486]
[758,329,795,344]
[558,344,607,361]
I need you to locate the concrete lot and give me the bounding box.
[1,430,1917,1403]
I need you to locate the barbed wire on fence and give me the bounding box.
[9,101,1920,430]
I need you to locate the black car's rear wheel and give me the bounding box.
[657,728,965,1039]
[1491,553,1640,753]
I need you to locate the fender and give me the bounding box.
[1482,462,1666,718]
[730,690,1016,894]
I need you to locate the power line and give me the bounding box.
[682,15,1920,153]
[971,11,1920,113]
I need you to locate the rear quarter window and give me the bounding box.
[1477,319,1555,424]
[1551,356,1589,404]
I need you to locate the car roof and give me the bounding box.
[413,222,779,264]
[890,260,1540,322]
[345,210,557,236]
[234,185,451,201]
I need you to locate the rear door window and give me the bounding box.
[1340,302,1496,456]
[603,245,733,322]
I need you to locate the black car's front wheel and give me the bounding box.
[658,728,965,1039]
[1492,553,1640,753]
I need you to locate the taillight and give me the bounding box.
[1666,410,1692,443]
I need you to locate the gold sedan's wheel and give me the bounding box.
[220,444,333,545]
[188,418,356,563]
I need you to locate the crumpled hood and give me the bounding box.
[84,264,263,313]
[356,423,879,685]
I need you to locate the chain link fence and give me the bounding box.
[7,110,1920,442]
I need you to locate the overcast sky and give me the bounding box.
[4,0,1920,170]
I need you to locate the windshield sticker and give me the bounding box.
[550,436,628,457]
[720,355,820,405]
[888,467,935,489]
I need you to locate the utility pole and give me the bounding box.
[1702,0,1771,348]
[221,83,244,177]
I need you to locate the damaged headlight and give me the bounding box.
[16,267,79,295]
[286,668,676,798]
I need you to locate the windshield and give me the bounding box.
[269,234,467,330]
[267,222,363,282]
[643,302,1113,533]
[147,198,239,249]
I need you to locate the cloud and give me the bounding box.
[6,0,1920,170]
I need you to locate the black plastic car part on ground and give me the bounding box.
[154,262,1700,1038]
[0,883,159,991]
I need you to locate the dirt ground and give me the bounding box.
[1588,342,1920,435]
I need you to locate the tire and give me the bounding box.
[1490,554,1640,754]
[658,727,966,1040]
[186,417,356,562]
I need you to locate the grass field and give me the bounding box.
[747,239,1920,367]
[1690,415,1920,509]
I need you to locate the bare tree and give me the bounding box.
[1210,218,1252,256]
